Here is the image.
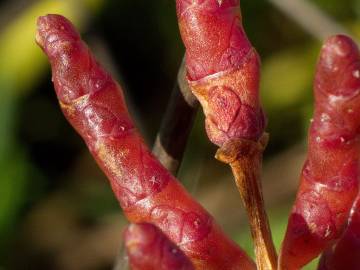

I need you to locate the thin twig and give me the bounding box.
[216,133,278,270]
[268,0,350,41]
[113,58,198,270]
[152,58,199,175]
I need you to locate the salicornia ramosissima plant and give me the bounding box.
[175,1,276,269]
[280,35,360,270]
[36,14,255,270]
[124,222,194,270]
[35,2,360,270]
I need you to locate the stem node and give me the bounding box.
[216,133,278,270]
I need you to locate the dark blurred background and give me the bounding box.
[0,0,358,269]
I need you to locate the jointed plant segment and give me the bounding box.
[124,223,194,270]
[35,14,255,270]
[280,35,360,270]
[319,198,360,270]
[35,2,360,270]
[176,0,265,145]
[176,1,276,269]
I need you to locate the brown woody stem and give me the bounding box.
[215,133,278,270]
[152,58,199,175]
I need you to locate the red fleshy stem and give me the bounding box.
[176,0,251,81]
[124,223,194,270]
[317,196,360,270]
[176,0,265,146]
[35,14,255,270]
[176,1,276,269]
[280,35,360,270]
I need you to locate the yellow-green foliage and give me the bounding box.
[0,0,103,95]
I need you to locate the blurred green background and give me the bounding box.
[0,0,359,269]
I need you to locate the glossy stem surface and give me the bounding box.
[36,14,255,270]
[124,223,195,270]
[317,196,360,270]
[176,1,276,269]
[280,35,360,270]
[116,58,198,270]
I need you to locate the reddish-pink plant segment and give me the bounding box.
[317,196,360,270]
[124,223,194,270]
[280,35,360,270]
[35,14,256,270]
[176,0,265,146]
[176,2,276,270]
